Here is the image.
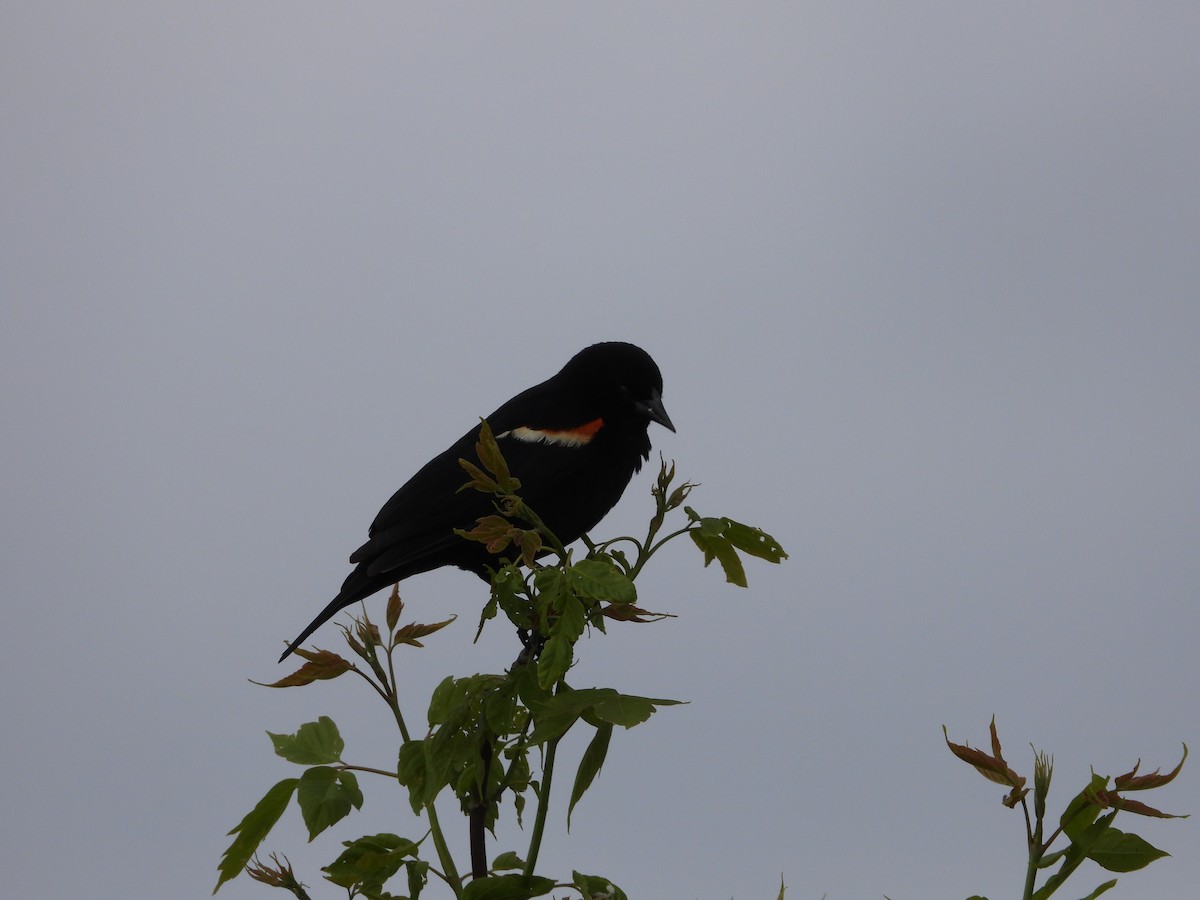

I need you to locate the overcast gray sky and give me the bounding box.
[3,4,1198,899]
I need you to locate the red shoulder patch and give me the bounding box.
[501,417,605,447]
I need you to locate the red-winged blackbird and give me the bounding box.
[280,342,674,661]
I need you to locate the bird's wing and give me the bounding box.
[353,387,603,576]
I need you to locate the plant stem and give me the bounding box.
[470,738,494,879]
[523,736,560,879]
[336,763,400,779]
[626,525,694,580]
[381,644,453,890]
[425,803,462,895]
[385,646,411,743]
[1022,796,1043,900]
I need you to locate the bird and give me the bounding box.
[279,341,674,661]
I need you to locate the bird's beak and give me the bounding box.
[637,391,676,432]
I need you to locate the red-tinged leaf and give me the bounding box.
[456,515,517,554]
[245,853,303,891]
[1001,784,1029,808]
[1114,744,1188,792]
[356,618,382,649]
[1106,795,1188,819]
[600,603,673,623]
[665,481,695,512]
[253,650,352,688]
[385,585,403,633]
[944,725,1028,792]
[474,419,512,483]
[392,616,457,648]
[458,458,500,493]
[989,716,1005,763]
[214,778,298,893]
[518,528,543,567]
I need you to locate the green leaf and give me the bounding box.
[407,858,430,899]
[485,683,520,735]
[323,832,418,889]
[1061,774,1110,843]
[492,564,532,630]
[1037,848,1068,868]
[568,722,612,829]
[427,675,458,727]
[689,531,747,586]
[1074,880,1118,900]
[268,716,344,765]
[572,871,628,900]
[491,850,526,871]
[397,740,427,814]
[593,691,682,728]
[213,778,297,893]
[528,688,682,743]
[533,567,569,608]
[460,873,556,899]
[723,519,788,563]
[341,769,364,807]
[537,634,573,689]
[297,766,363,841]
[527,687,608,744]
[507,747,532,795]
[552,594,586,643]
[1087,827,1169,872]
[569,559,637,603]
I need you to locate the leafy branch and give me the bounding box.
[215,422,787,898]
[946,718,1188,900]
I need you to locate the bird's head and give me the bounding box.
[560,342,675,433]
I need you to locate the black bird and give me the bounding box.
[280,342,674,661]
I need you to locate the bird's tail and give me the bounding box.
[278,561,389,661]
[278,589,359,662]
